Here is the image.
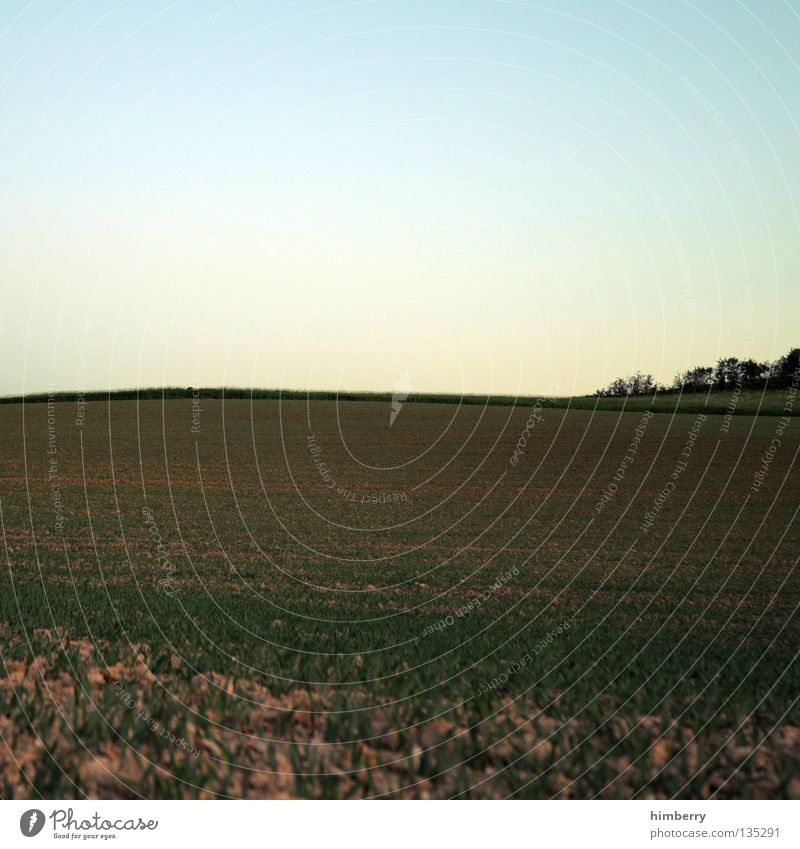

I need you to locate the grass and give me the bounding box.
[0,386,795,417]
[0,394,798,798]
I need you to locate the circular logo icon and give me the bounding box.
[20,809,45,837]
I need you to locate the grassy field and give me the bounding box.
[0,395,798,799]
[2,387,795,417]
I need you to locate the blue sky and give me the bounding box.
[1,0,798,395]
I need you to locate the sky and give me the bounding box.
[1,0,798,397]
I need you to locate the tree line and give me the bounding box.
[595,347,800,397]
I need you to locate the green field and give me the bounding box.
[1,395,798,798]
[2,387,795,418]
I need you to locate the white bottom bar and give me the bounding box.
[2,800,797,848]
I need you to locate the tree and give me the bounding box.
[596,372,658,397]
[737,359,770,388]
[772,348,800,388]
[673,366,714,393]
[597,346,798,397]
[713,357,740,390]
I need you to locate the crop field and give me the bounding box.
[0,395,798,799]
[4,386,795,418]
